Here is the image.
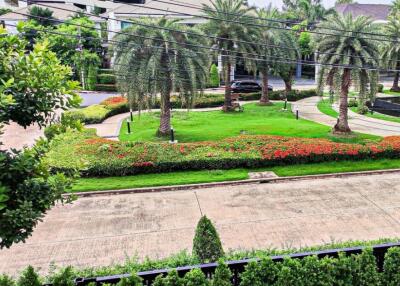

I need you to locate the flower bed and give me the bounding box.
[46,129,400,177]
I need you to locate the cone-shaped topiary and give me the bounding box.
[17,266,41,286]
[212,260,232,286]
[209,64,220,88]
[192,216,224,263]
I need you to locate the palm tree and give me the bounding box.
[381,16,400,92]
[113,18,208,137]
[202,0,255,111]
[315,14,379,134]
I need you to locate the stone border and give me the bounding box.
[69,168,400,198]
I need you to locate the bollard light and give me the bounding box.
[130,108,133,122]
[284,98,287,110]
[127,120,131,134]
[170,127,175,143]
[296,108,299,120]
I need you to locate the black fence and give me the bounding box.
[40,242,400,286]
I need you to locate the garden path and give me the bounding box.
[1,171,400,275]
[292,97,400,137]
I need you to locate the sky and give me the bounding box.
[248,0,393,9]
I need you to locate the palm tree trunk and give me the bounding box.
[284,79,292,92]
[334,68,351,134]
[157,65,173,137]
[259,69,272,105]
[391,71,400,92]
[223,58,233,112]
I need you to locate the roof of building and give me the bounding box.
[0,3,82,21]
[335,3,391,22]
[102,0,213,18]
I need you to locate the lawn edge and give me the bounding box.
[68,168,400,197]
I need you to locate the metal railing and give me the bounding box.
[44,242,400,286]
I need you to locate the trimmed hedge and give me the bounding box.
[45,130,400,177]
[3,240,400,285]
[70,90,317,124]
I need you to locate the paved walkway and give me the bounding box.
[87,101,259,139]
[0,122,43,151]
[292,97,400,137]
[2,172,400,275]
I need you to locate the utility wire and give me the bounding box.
[9,9,400,72]
[7,22,399,73]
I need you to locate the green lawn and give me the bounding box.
[317,99,339,118]
[120,102,376,144]
[72,158,400,192]
[382,89,400,96]
[349,107,400,124]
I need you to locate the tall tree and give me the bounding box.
[252,6,290,105]
[315,14,379,134]
[28,6,55,27]
[202,0,256,111]
[381,16,400,92]
[0,28,80,248]
[113,18,208,136]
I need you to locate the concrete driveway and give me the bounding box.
[1,172,400,275]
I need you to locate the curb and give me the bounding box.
[69,168,400,198]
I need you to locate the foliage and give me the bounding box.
[184,269,209,286]
[115,273,142,286]
[209,64,220,88]
[44,114,83,141]
[51,266,75,286]
[113,18,208,136]
[383,246,400,286]
[378,84,384,93]
[0,8,11,16]
[4,239,400,285]
[17,266,41,286]
[354,248,381,285]
[0,28,78,248]
[73,50,101,90]
[28,6,55,27]
[0,29,80,128]
[0,274,15,286]
[153,270,184,286]
[202,0,256,111]
[212,260,231,286]
[193,216,224,263]
[348,98,358,108]
[315,14,379,133]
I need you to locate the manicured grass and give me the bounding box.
[119,102,376,144]
[317,99,338,118]
[382,89,400,96]
[349,107,400,124]
[71,169,249,192]
[72,158,400,192]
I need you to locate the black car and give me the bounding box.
[230,80,273,93]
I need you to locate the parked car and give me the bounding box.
[230,80,273,93]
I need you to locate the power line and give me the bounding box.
[7,21,398,73]
[10,7,400,71]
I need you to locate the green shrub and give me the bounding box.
[86,64,98,91]
[17,266,41,286]
[348,98,358,107]
[153,270,184,286]
[0,274,15,286]
[115,273,142,285]
[184,269,209,286]
[51,266,75,286]
[193,216,224,263]
[44,114,83,141]
[354,248,381,285]
[209,64,220,88]
[212,260,231,286]
[65,105,109,124]
[94,84,117,92]
[98,73,116,85]
[383,247,400,286]
[240,258,281,286]
[357,105,370,115]
[378,84,384,93]
[275,258,303,286]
